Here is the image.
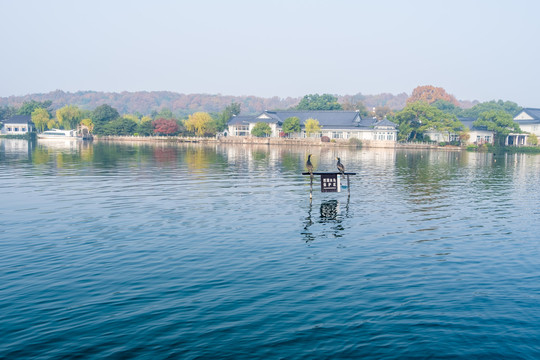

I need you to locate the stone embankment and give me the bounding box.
[94,135,461,150]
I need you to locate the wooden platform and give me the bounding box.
[302,172,357,176]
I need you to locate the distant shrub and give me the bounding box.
[528,133,538,146]
[501,146,540,154]
[348,137,362,148]
[478,144,489,152]
[330,139,336,143]
[321,136,330,143]
[0,133,35,140]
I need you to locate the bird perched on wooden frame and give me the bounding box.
[306,154,314,181]
[336,157,345,175]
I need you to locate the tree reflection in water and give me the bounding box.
[302,198,350,242]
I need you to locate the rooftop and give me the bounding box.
[2,115,33,124]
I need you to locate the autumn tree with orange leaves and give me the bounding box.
[407,85,459,106]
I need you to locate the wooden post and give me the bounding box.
[347,174,350,196]
[310,176,313,200]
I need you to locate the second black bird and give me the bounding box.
[336,157,345,175]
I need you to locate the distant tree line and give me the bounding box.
[0,100,242,137]
[0,86,525,144]
[0,90,414,117]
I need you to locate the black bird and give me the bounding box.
[336,157,345,175]
[306,154,314,181]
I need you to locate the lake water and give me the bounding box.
[1,139,540,359]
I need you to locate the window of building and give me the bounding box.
[235,125,249,136]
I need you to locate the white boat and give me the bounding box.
[38,129,80,139]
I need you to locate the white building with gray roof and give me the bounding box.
[1,115,35,135]
[227,110,398,142]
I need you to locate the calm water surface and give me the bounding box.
[1,139,540,359]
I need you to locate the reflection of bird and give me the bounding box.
[306,154,314,181]
[336,157,345,175]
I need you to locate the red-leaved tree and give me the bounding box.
[407,85,459,106]
[153,118,179,135]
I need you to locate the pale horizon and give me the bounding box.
[1,0,539,107]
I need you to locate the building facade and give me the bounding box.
[511,108,540,145]
[423,117,495,145]
[227,110,398,142]
[1,115,35,135]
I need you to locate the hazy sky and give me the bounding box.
[1,0,539,106]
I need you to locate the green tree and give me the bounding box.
[462,100,522,118]
[282,116,301,136]
[496,100,522,116]
[102,117,138,136]
[80,118,94,133]
[56,105,82,130]
[435,115,464,142]
[153,108,174,119]
[91,104,120,135]
[17,100,52,115]
[528,133,538,146]
[393,101,463,141]
[295,94,342,110]
[137,117,154,136]
[432,99,462,115]
[251,122,272,137]
[304,118,322,137]
[459,126,471,144]
[473,110,521,146]
[123,114,140,124]
[31,108,50,132]
[215,102,241,132]
[0,106,16,120]
[47,119,58,130]
[184,112,216,136]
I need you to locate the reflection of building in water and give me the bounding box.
[0,139,34,160]
[499,152,540,192]
[222,144,282,172]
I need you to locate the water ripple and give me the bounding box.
[2,142,540,358]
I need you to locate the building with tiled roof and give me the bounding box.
[514,108,540,136]
[227,110,398,141]
[1,115,35,135]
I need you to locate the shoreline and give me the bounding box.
[94,135,461,151]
